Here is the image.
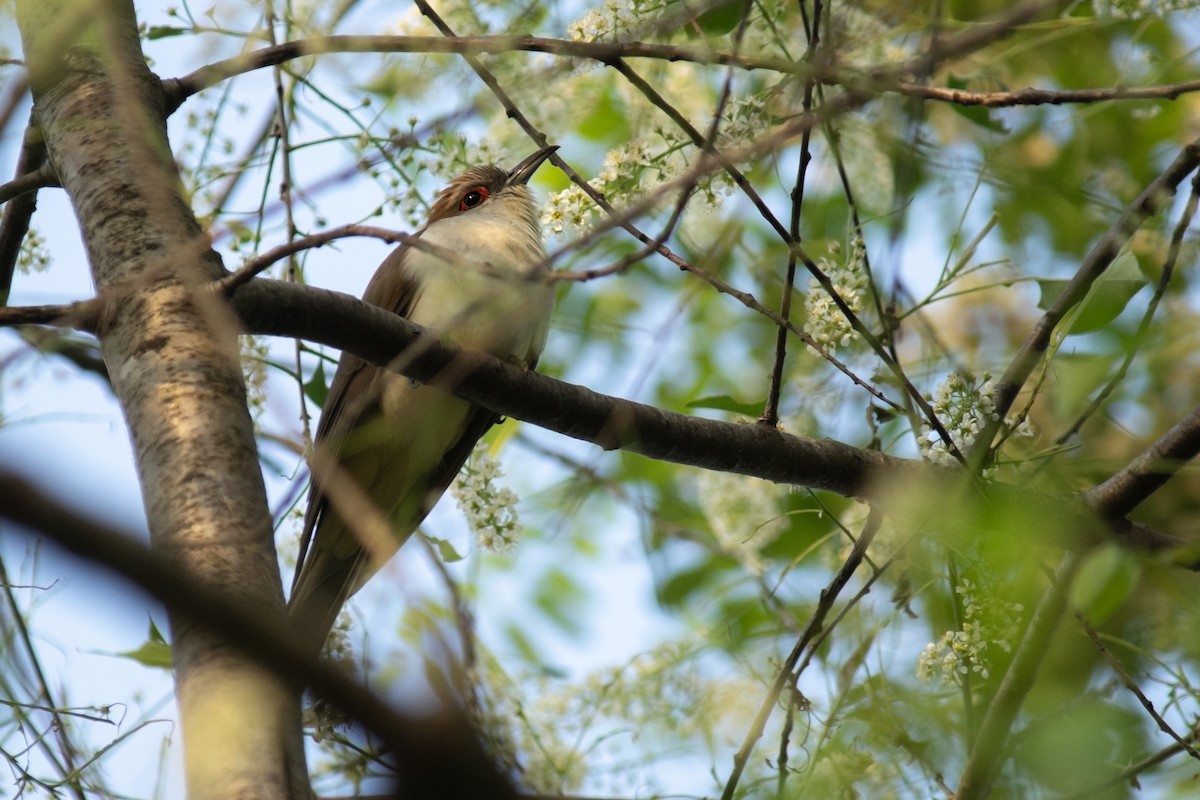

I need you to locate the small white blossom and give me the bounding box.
[451,442,522,553]
[803,236,868,353]
[541,184,596,238]
[17,227,51,274]
[1093,0,1200,18]
[541,141,655,238]
[697,469,786,574]
[919,370,1036,466]
[916,576,1024,685]
[567,0,638,42]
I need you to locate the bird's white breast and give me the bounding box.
[404,204,554,361]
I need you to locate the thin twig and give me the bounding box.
[163,35,812,110]
[0,123,51,306]
[1080,620,1200,760]
[1056,170,1200,444]
[897,78,1200,107]
[217,223,412,292]
[762,0,823,427]
[1064,721,1200,799]
[720,506,881,800]
[0,559,87,796]
[975,135,1200,470]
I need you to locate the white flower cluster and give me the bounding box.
[717,94,771,150]
[425,132,505,182]
[17,226,51,274]
[917,577,1023,685]
[918,371,1036,466]
[541,141,654,238]
[467,657,586,795]
[567,0,639,42]
[802,237,868,353]
[240,334,270,422]
[1094,0,1200,17]
[702,94,774,202]
[697,469,787,575]
[451,442,522,553]
[919,370,997,465]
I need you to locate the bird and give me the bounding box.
[288,145,559,655]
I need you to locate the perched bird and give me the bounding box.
[289,146,559,654]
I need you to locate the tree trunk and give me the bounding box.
[14,1,309,797]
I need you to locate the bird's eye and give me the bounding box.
[460,187,489,211]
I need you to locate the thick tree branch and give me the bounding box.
[0,160,55,205]
[15,1,306,797]
[227,277,1193,563]
[231,277,923,497]
[4,273,1193,560]
[1086,403,1200,520]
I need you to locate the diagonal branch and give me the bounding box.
[0,471,520,800]
[975,134,1200,468]
[1086,402,1200,520]
[3,273,1193,563]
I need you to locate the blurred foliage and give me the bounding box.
[6,0,1200,797]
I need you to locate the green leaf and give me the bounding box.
[658,560,722,607]
[1036,251,1147,334]
[1069,544,1140,624]
[578,86,630,143]
[1050,353,1112,420]
[303,361,329,407]
[145,26,187,40]
[425,535,464,563]
[687,394,762,416]
[687,0,744,37]
[115,618,172,669]
[533,568,586,637]
[945,75,1008,133]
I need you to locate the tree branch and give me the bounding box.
[896,78,1200,107]
[4,272,1193,560]
[0,121,50,306]
[231,277,925,497]
[1086,402,1200,520]
[161,35,810,112]
[15,0,307,796]
[976,133,1200,468]
[0,471,520,800]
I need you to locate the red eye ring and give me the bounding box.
[460,186,489,211]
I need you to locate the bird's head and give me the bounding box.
[426,145,559,232]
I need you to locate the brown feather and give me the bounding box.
[292,246,424,590]
[289,146,557,655]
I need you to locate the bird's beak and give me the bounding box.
[507,145,559,187]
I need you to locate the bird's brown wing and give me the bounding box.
[291,246,423,591]
[422,407,500,516]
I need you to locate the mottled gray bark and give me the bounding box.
[14,1,307,798]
